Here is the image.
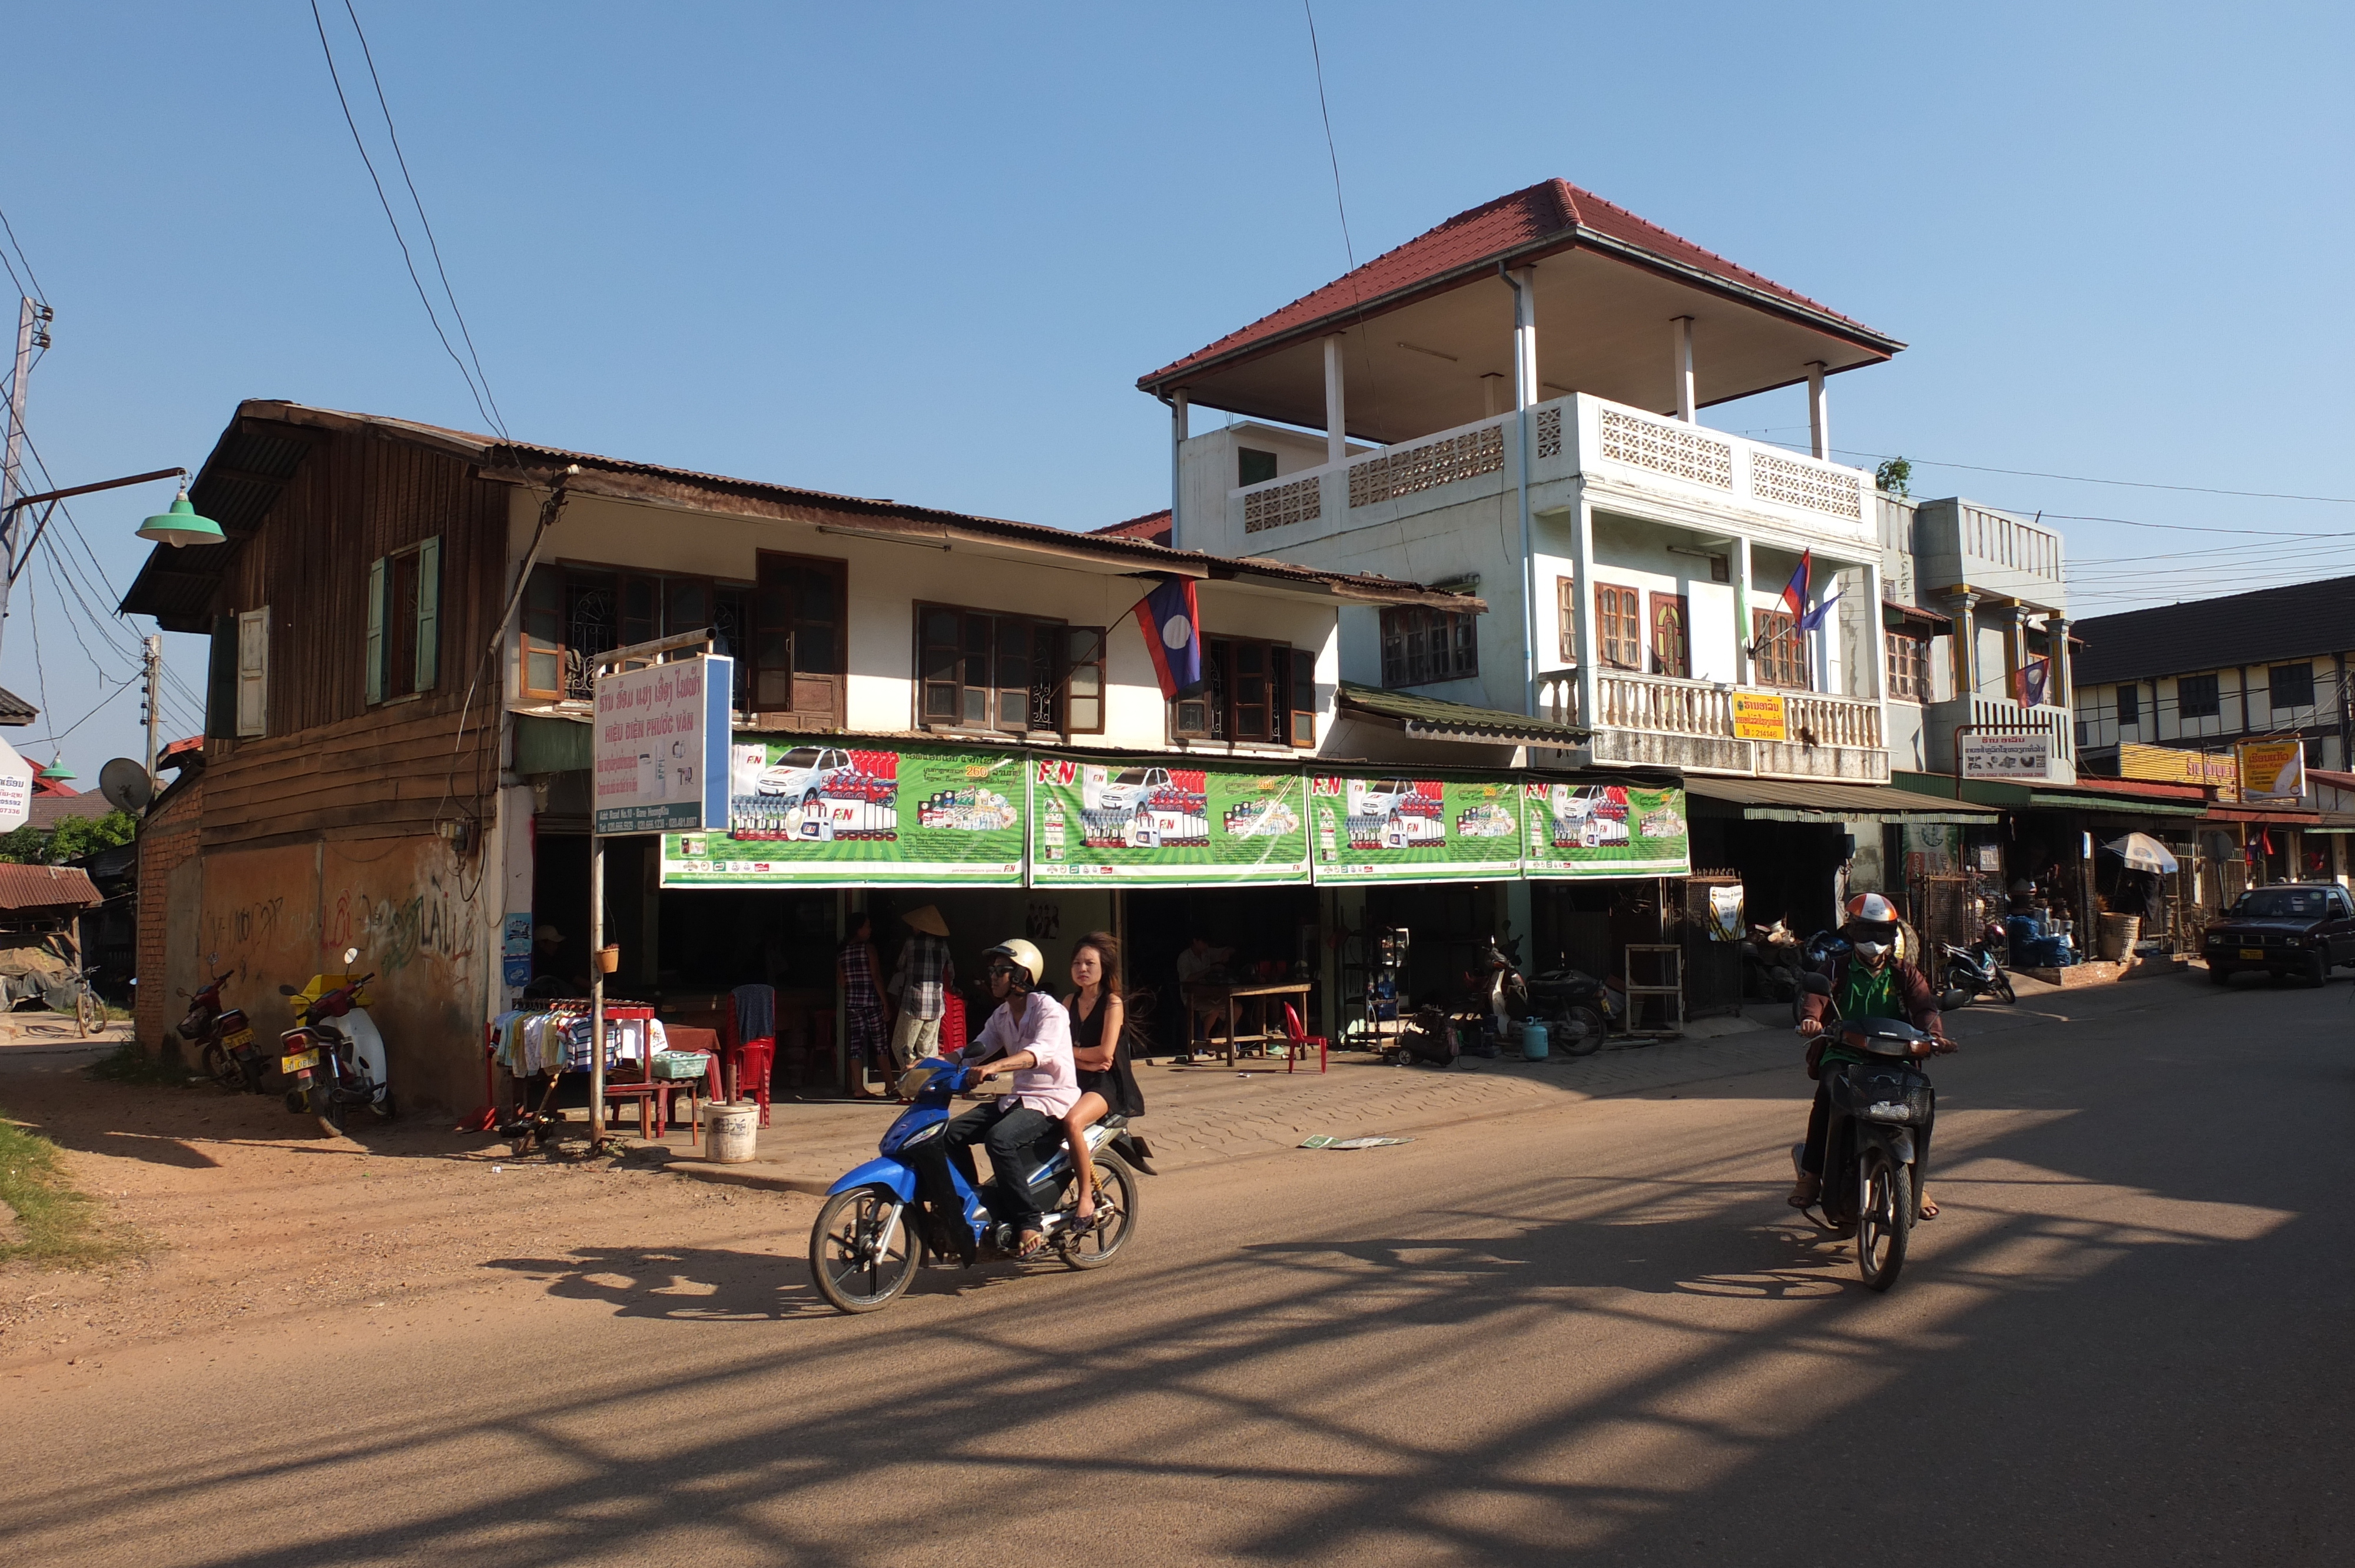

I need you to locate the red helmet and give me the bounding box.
[1843,891,1901,958]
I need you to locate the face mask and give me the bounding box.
[1853,940,1890,960]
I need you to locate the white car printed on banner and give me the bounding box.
[1093,766,1174,815]
[757,747,857,809]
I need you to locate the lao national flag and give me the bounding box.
[1136,576,1204,699]
[2016,655,2051,707]
[1779,550,1813,620]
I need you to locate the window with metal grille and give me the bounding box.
[1650,593,1689,678]
[1172,638,1315,747]
[1378,604,1479,687]
[517,562,761,713]
[1885,631,1929,702]
[2177,672,2220,719]
[917,604,1071,736]
[1595,584,1641,670]
[1750,609,1809,690]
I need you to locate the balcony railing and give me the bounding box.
[1225,393,1877,553]
[1537,668,1888,782]
[1926,695,2075,773]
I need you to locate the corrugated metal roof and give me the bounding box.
[2072,574,2355,685]
[0,863,104,912]
[1139,178,1902,391]
[1337,682,1588,745]
[122,402,1480,630]
[1686,776,1996,824]
[0,685,34,725]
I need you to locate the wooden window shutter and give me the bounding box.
[205,615,238,740]
[236,607,270,738]
[413,536,440,693]
[1288,647,1317,747]
[365,556,387,705]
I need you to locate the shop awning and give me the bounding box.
[2025,789,2209,817]
[1892,772,2210,818]
[1337,682,1588,746]
[1686,776,1996,825]
[2203,806,2324,826]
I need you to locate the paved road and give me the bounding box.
[6,971,2351,1565]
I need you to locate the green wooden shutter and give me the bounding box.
[364,556,386,705]
[414,536,441,692]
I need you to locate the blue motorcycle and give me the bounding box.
[807,1058,1150,1314]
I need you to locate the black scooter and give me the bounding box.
[1793,972,1939,1293]
[1939,922,2015,1008]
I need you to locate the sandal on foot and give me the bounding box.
[1015,1230,1047,1260]
[1918,1197,1939,1220]
[1787,1176,1821,1209]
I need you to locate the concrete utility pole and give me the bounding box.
[0,296,55,652]
[142,634,163,791]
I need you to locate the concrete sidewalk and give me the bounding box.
[626,960,2210,1195]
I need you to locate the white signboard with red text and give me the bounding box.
[592,655,732,835]
[0,739,33,833]
[1959,732,2054,782]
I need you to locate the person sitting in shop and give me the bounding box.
[1060,932,1144,1225]
[944,939,1077,1260]
[522,923,588,1001]
[887,905,955,1072]
[1173,934,1235,1063]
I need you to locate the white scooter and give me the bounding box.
[277,947,393,1127]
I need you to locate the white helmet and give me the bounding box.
[983,938,1046,987]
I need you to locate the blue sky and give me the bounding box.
[2,1,2349,782]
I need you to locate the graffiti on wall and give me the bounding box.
[321,862,480,976]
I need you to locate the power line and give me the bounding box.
[1849,451,2355,507]
[339,0,506,440]
[0,200,48,305]
[306,0,503,436]
[1301,1,1355,275]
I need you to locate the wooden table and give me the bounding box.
[1184,981,1314,1067]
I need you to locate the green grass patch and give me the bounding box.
[0,1110,137,1266]
[85,1042,193,1087]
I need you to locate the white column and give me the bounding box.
[1169,390,1189,549]
[1732,536,1754,686]
[1570,493,1599,729]
[1673,317,1696,422]
[1481,373,1504,418]
[1864,561,1889,703]
[1806,361,1830,460]
[1511,267,1537,410]
[1323,334,1348,468]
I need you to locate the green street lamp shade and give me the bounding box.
[137,487,225,548]
[40,757,74,782]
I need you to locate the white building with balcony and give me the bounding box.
[1140,179,1913,792]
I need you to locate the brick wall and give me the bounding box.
[134,774,204,1052]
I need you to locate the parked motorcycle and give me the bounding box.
[1525,959,1613,1057]
[1460,935,1527,1055]
[807,1058,1150,1313]
[1939,921,2015,1009]
[1793,972,1939,1292]
[182,954,266,1091]
[276,948,392,1127]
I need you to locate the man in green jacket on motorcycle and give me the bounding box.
[1790,892,1954,1217]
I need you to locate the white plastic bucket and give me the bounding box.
[706,1101,759,1163]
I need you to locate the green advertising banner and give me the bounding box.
[1521,780,1691,878]
[659,740,1026,886]
[1307,772,1521,882]
[1029,756,1309,885]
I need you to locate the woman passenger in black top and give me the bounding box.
[1062,931,1143,1224]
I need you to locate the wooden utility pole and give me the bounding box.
[0,296,54,660]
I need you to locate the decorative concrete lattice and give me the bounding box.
[1243,474,1322,533]
[1598,406,1733,489]
[1750,449,1863,519]
[1347,425,1505,509]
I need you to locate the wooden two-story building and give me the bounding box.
[122,400,1561,1109]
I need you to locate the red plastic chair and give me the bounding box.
[938,988,969,1058]
[1280,1003,1328,1075]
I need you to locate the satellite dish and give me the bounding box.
[98,758,154,814]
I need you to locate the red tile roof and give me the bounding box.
[1092,509,1171,546]
[1140,178,1898,390]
